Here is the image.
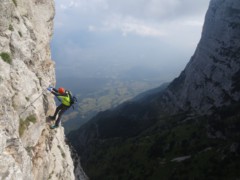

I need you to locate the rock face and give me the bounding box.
[163,0,240,114]
[0,0,87,179]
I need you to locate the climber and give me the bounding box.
[47,86,72,129]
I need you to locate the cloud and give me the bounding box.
[59,0,79,10]
[52,0,211,80]
[89,15,166,37]
[105,0,209,21]
[58,0,108,11]
[88,13,205,40]
[55,0,209,38]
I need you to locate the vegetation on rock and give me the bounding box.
[0,52,12,64]
[19,115,37,137]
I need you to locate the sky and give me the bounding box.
[51,0,210,82]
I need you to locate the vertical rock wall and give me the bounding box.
[0,0,86,179]
[164,0,240,114]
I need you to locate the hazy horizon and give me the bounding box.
[51,0,210,83]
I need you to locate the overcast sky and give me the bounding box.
[51,0,210,82]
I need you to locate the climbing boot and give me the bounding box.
[49,116,55,120]
[50,125,58,129]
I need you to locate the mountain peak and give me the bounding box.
[162,0,240,114]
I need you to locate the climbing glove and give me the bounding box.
[47,87,53,92]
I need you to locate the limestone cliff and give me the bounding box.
[0,0,86,179]
[163,0,240,114]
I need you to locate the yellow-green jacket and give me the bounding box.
[51,88,71,106]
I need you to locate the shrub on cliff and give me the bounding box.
[0,52,12,64]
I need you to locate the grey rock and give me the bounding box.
[0,0,87,179]
[158,0,240,115]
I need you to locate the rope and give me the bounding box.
[19,89,48,117]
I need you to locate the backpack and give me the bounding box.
[66,90,78,109]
